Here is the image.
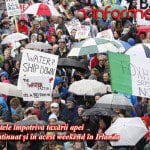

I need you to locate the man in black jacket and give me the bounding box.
[56,39,69,58]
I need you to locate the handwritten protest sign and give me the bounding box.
[108,52,150,98]
[97,29,114,40]
[21,76,52,101]
[18,49,58,101]
[75,25,90,40]
[130,56,150,98]
[65,19,81,35]
[5,0,21,17]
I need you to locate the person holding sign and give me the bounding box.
[84,18,98,38]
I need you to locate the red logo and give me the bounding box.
[92,6,150,20]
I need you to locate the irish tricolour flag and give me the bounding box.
[108,52,150,98]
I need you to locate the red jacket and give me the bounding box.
[18,24,29,35]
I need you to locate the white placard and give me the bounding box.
[75,25,90,39]
[131,56,150,98]
[18,49,58,101]
[97,29,114,40]
[5,0,21,16]
[21,76,52,101]
[65,19,81,35]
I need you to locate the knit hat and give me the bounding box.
[31,108,42,120]
[19,14,28,22]
[2,18,10,24]
[78,105,85,109]
[0,71,9,79]
[51,102,59,108]
[53,93,60,99]
[66,96,75,103]
[48,113,58,121]
[141,116,150,126]
[49,27,56,34]
[78,9,88,19]
[128,38,135,46]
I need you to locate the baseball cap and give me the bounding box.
[51,102,59,108]
[58,39,66,43]
[53,93,60,99]
[48,113,58,121]
[66,96,75,103]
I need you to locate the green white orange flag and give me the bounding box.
[108,52,150,98]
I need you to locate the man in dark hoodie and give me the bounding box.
[61,96,78,125]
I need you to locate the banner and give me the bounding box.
[136,0,150,25]
[75,25,90,39]
[97,29,114,40]
[21,76,52,101]
[5,0,21,17]
[108,52,150,98]
[65,19,81,35]
[18,49,58,101]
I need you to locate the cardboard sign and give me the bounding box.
[5,0,21,16]
[75,25,90,39]
[21,76,52,101]
[18,49,58,101]
[65,19,81,35]
[97,29,114,40]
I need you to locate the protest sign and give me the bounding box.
[108,52,150,98]
[18,49,58,101]
[136,0,150,25]
[21,76,52,101]
[65,19,81,35]
[75,25,90,40]
[97,29,114,40]
[5,0,21,16]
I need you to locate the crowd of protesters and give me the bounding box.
[0,0,149,149]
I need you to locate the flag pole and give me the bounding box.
[14,15,18,32]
